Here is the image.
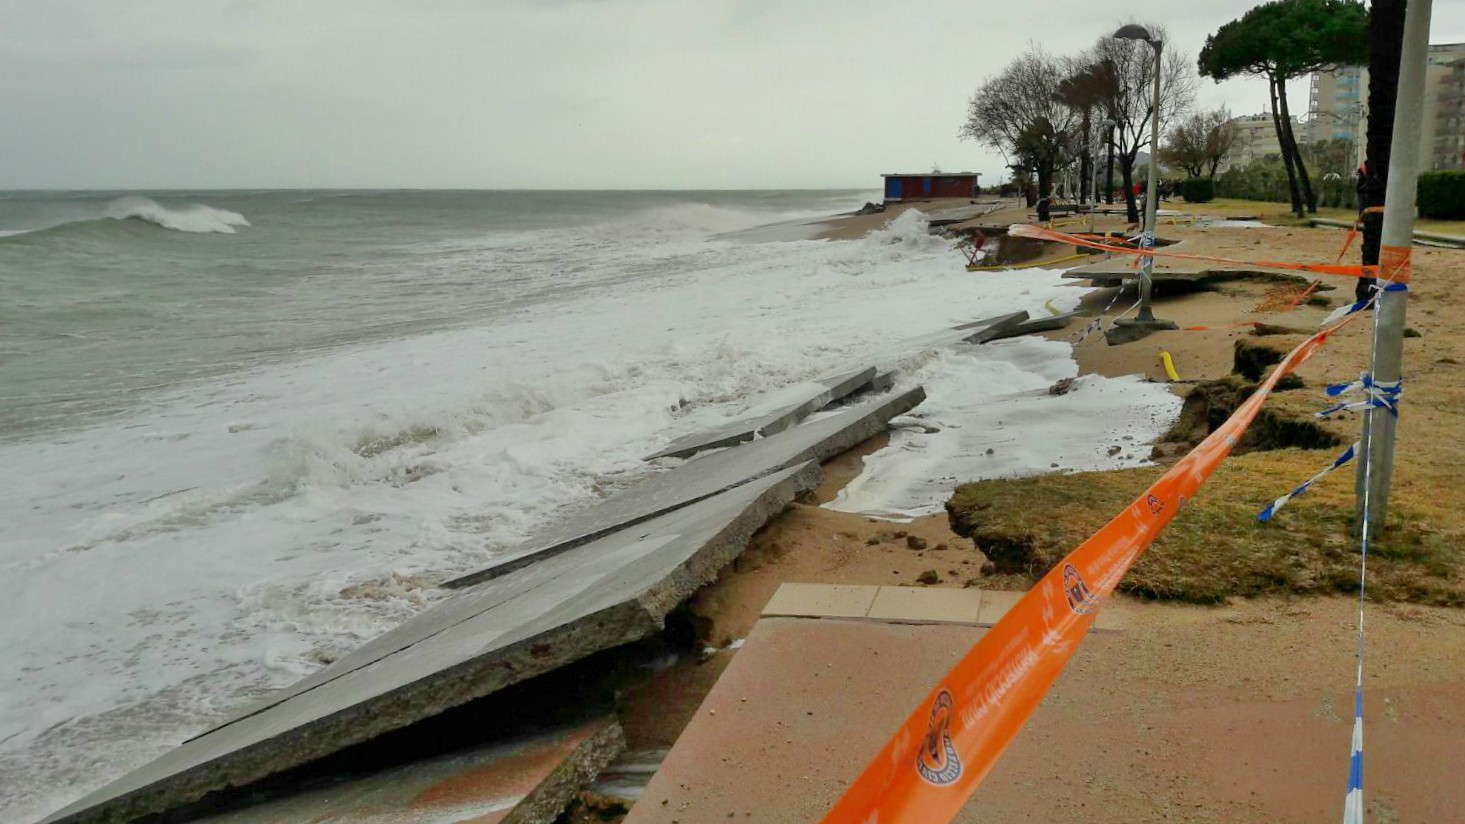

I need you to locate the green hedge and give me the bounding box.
[1418,171,1465,219]
[1178,177,1216,203]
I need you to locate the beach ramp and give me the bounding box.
[37,463,818,824]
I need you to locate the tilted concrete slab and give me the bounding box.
[443,386,926,589]
[1062,263,1308,288]
[38,464,818,824]
[984,312,1077,341]
[196,716,623,824]
[645,366,876,461]
[870,312,1029,374]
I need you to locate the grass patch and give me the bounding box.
[1163,375,1339,453]
[946,451,1465,605]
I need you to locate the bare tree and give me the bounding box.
[1089,26,1197,222]
[1162,107,1237,177]
[961,46,1080,221]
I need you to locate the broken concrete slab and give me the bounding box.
[444,386,926,589]
[645,366,876,461]
[984,312,1077,341]
[196,716,624,824]
[869,312,1029,373]
[949,310,1029,339]
[1062,263,1309,289]
[38,464,817,824]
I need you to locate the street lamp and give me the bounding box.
[1109,23,1177,338]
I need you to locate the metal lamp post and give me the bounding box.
[1108,24,1177,340]
[1356,0,1432,530]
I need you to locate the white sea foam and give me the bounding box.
[104,196,251,234]
[0,199,1164,822]
[824,337,1184,520]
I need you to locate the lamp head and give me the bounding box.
[1113,24,1160,46]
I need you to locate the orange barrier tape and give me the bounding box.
[817,316,1353,824]
[1380,244,1411,284]
[1009,223,1386,280]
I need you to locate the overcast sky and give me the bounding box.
[3,0,1463,190]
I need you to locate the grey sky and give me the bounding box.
[3,0,1463,190]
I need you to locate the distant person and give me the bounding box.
[1354,162,1374,303]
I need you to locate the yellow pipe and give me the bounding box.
[1160,350,1181,381]
[1044,299,1062,316]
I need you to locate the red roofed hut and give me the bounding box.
[882,172,982,202]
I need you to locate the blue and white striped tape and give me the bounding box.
[1320,281,1408,327]
[1316,374,1402,419]
[1256,441,1359,522]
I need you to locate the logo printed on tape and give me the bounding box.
[916,690,962,786]
[1063,564,1099,614]
[1146,494,1165,515]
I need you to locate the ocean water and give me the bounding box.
[0,190,1177,821]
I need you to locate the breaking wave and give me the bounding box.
[103,197,250,234]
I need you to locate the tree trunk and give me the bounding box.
[1105,128,1116,204]
[1079,111,1093,204]
[1036,161,1054,222]
[1361,0,1407,301]
[1268,74,1305,217]
[1119,157,1138,224]
[1277,84,1318,213]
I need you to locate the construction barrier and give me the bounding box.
[1008,223,1402,281]
[816,307,1364,824]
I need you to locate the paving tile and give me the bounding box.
[975,589,1024,626]
[621,617,986,824]
[974,588,1125,631]
[761,583,878,619]
[866,586,982,624]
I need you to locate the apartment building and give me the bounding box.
[1307,43,1465,171]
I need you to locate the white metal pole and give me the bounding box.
[1358,0,1432,526]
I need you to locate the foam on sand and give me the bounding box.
[825,337,1183,520]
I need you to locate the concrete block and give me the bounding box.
[761,583,879,619]
[38,464,818,824]
[983,312,1077,342]
[866,586,983,625]
[645,366,876,461]
[444,386,925,589]
[195,717,624,824]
